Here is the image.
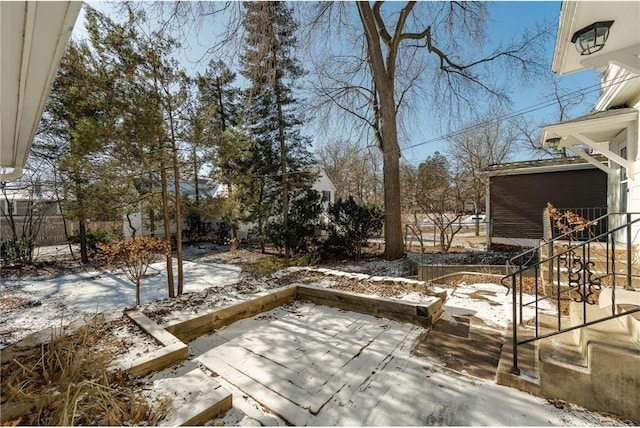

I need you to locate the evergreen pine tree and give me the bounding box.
[239,1,314,256]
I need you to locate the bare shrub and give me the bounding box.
[99,237,170,306]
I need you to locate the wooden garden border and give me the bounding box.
[121,284,444,376]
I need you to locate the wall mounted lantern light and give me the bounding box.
[571,21,614,55]
[545,138,561,149]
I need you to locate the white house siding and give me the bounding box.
[628,98,640,214]
[627,99,640,246]
[124,172,337,240]
[312,172,337,205]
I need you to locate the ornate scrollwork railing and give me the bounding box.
[561,245,602,305]
[503,212,640,376]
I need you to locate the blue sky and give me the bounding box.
[75,1,601,165]
[397,1,600,163]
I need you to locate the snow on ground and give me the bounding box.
[0,247,632,425]
[21,260,241,313]
[442,280,556,330]
[0,259,240,349]
[146,300,627,427]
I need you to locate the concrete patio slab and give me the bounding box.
[153,368,232,426]
[193,300,606,426]
[195,301,422,425]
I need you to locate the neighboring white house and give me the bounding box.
[124,170,337,240]
[236,168,337,240]
[311,168,336,206]
[539,1,639,242]
[123,178,228,238]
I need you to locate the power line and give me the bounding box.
[20,73,639,186]
[398,73,639,158]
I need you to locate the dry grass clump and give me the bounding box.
[0,321,169,426]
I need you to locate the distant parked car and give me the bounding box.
[461,214,486,224]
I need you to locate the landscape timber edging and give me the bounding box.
[120,310,188,377]
[295,284,443,328]
[115,284,445,378]
[163,285,298,343]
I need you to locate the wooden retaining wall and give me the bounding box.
[295,284,443,328]
[114,285,445,378]
[164,286,298,343]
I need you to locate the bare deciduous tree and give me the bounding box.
[304,1,548,260]
[447,109,518,235]
[513,77,587,159]
[316,140,383,206]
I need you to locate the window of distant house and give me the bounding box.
[620,146,628,212]
[322,191,331,202]
[14,201,31,216]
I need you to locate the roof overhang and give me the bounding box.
[485,158,604,178]
[552,1,640,75]
[541,108,638,176]
[0,1,82,181]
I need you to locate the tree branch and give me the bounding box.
[372,2,392,44]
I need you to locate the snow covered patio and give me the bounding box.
[154,297,619,426]
[2,246,632,425]
[194,300,423,426]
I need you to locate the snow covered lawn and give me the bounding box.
[0,248,632,425]
[1,259,241,349]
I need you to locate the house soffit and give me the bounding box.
[485,155,607,177]
[552,1,640,75]
[0,2,82,181]
[541,107,638,175]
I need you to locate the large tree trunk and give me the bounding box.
[381,142,404,260]
[169,115,184,296]
[356,2,405,260]
[171,161,184,296]
[257,179,266,254]
[160,158,175,298]
[275,77,290,259]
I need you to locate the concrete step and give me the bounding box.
[617,305,640,343]
[598,288,640,343]
[498,302,640,423]
[537,302,640,423]
[546,244,625,259]
[496,324,540,395]
[538,247,640,287]
[154,368,233,426]
[413,313,504,381]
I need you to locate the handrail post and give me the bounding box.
[511,274,520,375]
[612,237,617,316]
[626,213,633,290]
[547,240,554,283]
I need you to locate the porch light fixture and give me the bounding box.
[545,138,561,149]
[571,21,614,56]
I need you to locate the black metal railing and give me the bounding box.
[503,212,640,375]
[545,206,608,241]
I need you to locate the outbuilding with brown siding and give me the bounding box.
[486,156,608,247]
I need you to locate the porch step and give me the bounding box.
[617,304,640,343]
[496,324,540,395]
[498,302,640,423]
[538,244,640,287]
[541,268,640,288]
[413,312,504,381]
